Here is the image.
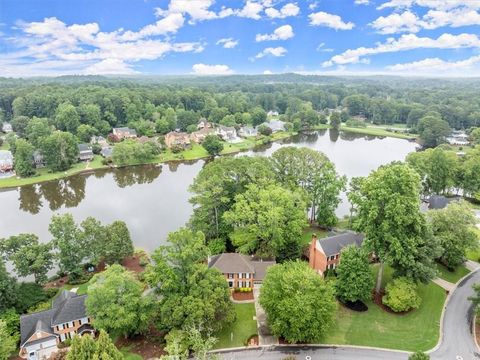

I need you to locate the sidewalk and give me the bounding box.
[466,260,480,272]
[432,277,455,292]
[253,287,278,346]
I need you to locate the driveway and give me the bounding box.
[253,286,278,346]
[219,268,480,360]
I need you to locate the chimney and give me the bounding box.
[309,233,318,269]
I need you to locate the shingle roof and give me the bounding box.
[251,261,276,281]
[52,294,88,326]
[20,309,56,347]
[208,253,255,273]
[318,232,364,257]
[78,143,92,152]
[427,195,462,210]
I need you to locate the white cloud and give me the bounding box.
[309,11,355,30]
[216,37,239,48]
[265,3,300,18]
[316,42,334,52]
[355,0,370,4]
[263,69,274,74]
[83,59,137,75]
[309,2,318,10]
[370,10,422,34]
[155,0,225,23]
[120,13,185,41]
[377,0,480,10]
[192,63,234,75]
[323,32,480,67]
[386,55,480,72]
[254,46,287,59]
[256,25,294,42]
[236,1,264,19]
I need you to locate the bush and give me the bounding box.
[15,283,48,313]
[258,124,272,136]
[27,300,51,314]
[382,277,421,313]
[409,352,430,360]
[207,238,226,255]
[45,288,59,299]
[68,272,93,285]
[134,249,150,267]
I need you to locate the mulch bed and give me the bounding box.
[232,291,254,301]
[247,335,259,346]
[340,300,368,312]
[44,276,69,289]
[122,256,145,274]
[115,328,165,359]
[373,291,410,315]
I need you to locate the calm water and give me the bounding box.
[0,130,417,252]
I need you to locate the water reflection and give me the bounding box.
[113,165,162,188]
[19,185,43,214]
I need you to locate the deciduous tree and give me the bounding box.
[13,139,35,177]
[41,131,79,172]
[0,320,16,360]
[202,135,224,156]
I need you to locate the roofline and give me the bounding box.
[21,333,58,348]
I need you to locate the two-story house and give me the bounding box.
[0,150,14,174]
[190,127,215,143]
[112,127,137,140]
[208,253,275,288]
[165,131,191,149]
[215,125,238,142]
[19,291,94,360]
[78,144,94,161]
[308,232,364,275]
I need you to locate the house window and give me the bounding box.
[228,281,233,288]
[336,254,339,259]
[228,273,234,279]
[79,319,82,326]
[238,273,243,278]
[238,281,243,288]
[246,273,250,279]
[246,281,251,288]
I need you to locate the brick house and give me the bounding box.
[112,127,137,140]
[0,150,14,173]
[165,131,191,149]
[208,253,275,288]
[19,291,94,360]
[190,127,215,143]
[308,232,364,275]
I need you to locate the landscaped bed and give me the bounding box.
[324,264,446,352]
[232,290,254,301]
[214,303,257,349]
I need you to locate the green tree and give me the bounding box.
[0,320,16,360]
[55,102,80,133]
[189,327,219,360]
[41,131,79,171]
[330,112,341,130]
[349,163,438,292]
[428,200,478,269]
[86,264,151,337]
[49,213,85,275]
[77,124,97,143]
[335,246,374,303]
[1,234,53,284]
[80,217,107,265]
[251,107,267,126]
[13,138,35,177]
[66,329,123,360]
[382,277,421,312]
[162,330,189,360]
[257,124,272,136]
[224,183,307,260]
[470,127,480,145]
[78,103,101,127]
[259,261,336,343]
[11,116,30,137]
[146,228,234,334]
[0,260,18,313]
[409,352,430,360]
[104,221,134,264]
[26,117,52,148]
[202,135,224,156]
[417,114,450,148]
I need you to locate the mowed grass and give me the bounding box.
[435,263,470,284]
[324,264,446,352]
[301,226,329,246]
[120,347,143,360]
[214,303,257,349]
[340,124,417,140]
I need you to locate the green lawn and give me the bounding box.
[214,303,257,349]
[340,124,417,140]
[301,226,328,246]
[324,264,446,352]
[61,278,93,295]
[435,263,470,284]
[120,347,143,360]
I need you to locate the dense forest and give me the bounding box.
[0,74,479,131]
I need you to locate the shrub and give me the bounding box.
[258,124,272,136]
[68,272,93,285]
[409,351,430,360]
[15,283,48,313]
[45,288,59,299]
[382,277,421,313]
[134,249,150,267]
[28,301,51,314]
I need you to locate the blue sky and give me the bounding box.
[1,0,480,77]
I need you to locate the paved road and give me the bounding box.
[219,269,480,360]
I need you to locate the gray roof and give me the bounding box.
[101,146,113,157]
[318,232,365,257]
[0,150,13,161]
[114,127,137,135]
[427,195,461,210]
[208,253,254,273]
[20,291,88,347]
[251,261,276,281]
[78,143,93,152]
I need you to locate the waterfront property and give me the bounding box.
[190,127,216,143]
[90,135,108,147]
[208,253,276,288]
[78,144,94,161]
[19,290,94,360]
[33,150,45,169]
[197,118,213,130]
[100,146,113,158]
[257,120,286,133]
[238,126,258,138]
[308,232,364,274]
[216,125,239,142]
[2,122,13,133]
[112,127,137,140]
[165,131,191,149]
[0,149,14,174]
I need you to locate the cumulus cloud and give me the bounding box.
[309,11,355,30]
[386,55,480,72]
[254,46,287,59]
[256,25,294,42]
[216,37,239,48]
[265,3,300,18]
[355,0,370,4]
[323,32,480,67]
[263,69,274,74]
[377,0,480,10]
[83,59,138,75]
[192,63,234,75]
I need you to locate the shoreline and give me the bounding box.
[0,126,416,190]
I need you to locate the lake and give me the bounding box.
[0,130,417,252]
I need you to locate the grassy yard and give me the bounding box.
[340,125,417,140]
[61,278,93,295]
[120,347,143,360]
[301,226,329,246]
[435,263,470,284]
[324,264,446,352]
[214,303,257,349]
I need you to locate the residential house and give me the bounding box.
[0,150,14,173]
[267,110,279,117]
[308,232,364,275]
[90,136,108,147]
[190,127,215,143]
[208,253,276,288]
[420,195,461,212]
[256,120,286,133]
[19,291,94,360]
[112,127,137,140]
[216,125,239,142]
[446,131,469,146]
[197,118,213,130]
[100,146,113,158]
[165,131,191,149]
[78,144,94,161]
[137,136,153,144]
[2,122,13,133]
[238,126,258,138]
[33,150,45,169]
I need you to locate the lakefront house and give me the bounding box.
[19,291,94,360]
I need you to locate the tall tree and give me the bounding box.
[330,112,341,130]
[335,246,374,303]
[428,200,478,269]
[0,320,16,360]
[146,228,234,334]
[104,220,134,264]
[13,139,35,177]
[259,261,336,343]
[224,183,307,260]
[55,103,80,133]
[86,264,151,337]
[417,114,450,148]
[25,117,52,148]
[41,131,79,171]
[0,260,18,313]
[349,163,438,292]
[202,135,224,156]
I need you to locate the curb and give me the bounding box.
[474,314,480,352]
